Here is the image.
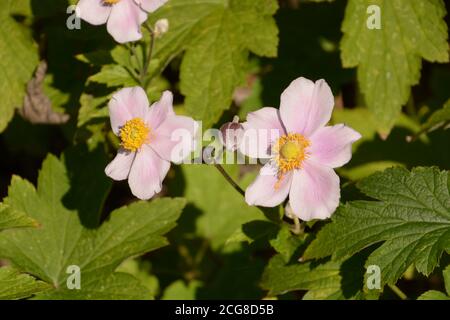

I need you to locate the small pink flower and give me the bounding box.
[105,87,197,200]
[76,0,168,43]
[240,77,361,221]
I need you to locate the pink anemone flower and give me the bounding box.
[239,77,361,221]
[76,0,168,43]
[105,87,197,200]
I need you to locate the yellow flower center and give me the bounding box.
[119,118,150,151]
[103,0,121,5]
[273,133,310,188]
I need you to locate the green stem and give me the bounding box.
[292,216,302,234]
[194,239,209,266]
[406,96,416,118]
[407,119,450,142]
[388,284,408,300]
[213,164,245,197]
[140,23,155,88]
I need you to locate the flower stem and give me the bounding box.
[213,164,245,197]
[388,284,408,300]
[291,216,302,235]
[140,22,155,88]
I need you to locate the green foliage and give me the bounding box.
[77,94,110,128]
[418,265,450,299]
[421,99,450,133]
[180,165,264,250]
[0,150,186,299]
[0,267,51,300]
[0,0,39,132]
[116,259,160,297]
[261,254,367,300]
[0,198,49,300]
[305,167,450,287]
[341,0,449,132]
[0,204,37,230]
[0,0,449,302]
[269,226,304,263]
[162,280,203,300]
[418,290,450,300]
[150,0,279,128]
[89,65,138,88]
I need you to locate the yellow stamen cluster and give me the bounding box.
[103,0,121,5]
[119,118,150,151]
[273,133,310,188]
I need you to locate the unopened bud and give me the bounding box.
[154,19,169,37]
[219,116,244,151]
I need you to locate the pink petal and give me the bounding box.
[145,91,175,130]
[280,77,334,137]
[109,86,150,135]
[135,0,168,12]
[76,0,111,25]
[105,148,135,180]
[150,115,198,163]
[239,107,285,159]
[309,124,362,168]
[128,145,170,200]
[289,160,340,221]
[245,163,293,207]
[107,0,147,43]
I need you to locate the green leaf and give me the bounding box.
[0,191,43,301]
[162,280,203,300]
[261,254,366,299]
[76,50,114,66]
[0,150,186,299]
[269,226,304,263]
[305,167,450,286]
[0,0,39,132]
[0,267,51,300]
[34,273,152,300]
[418,290,450,300]
[77,93,110,128]
[82,46,142,88]
[89,65,138,87]
[341,0,449,132]
[418,265,450,300]
[226,220,279,245]
[445,264,450,295]
[0,203,37,230]
[422,99,450,133]
[180,164,264,250]
[116,259,159,297]
[151,0,279,128]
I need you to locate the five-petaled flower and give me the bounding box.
[105,87,197,200]
[76,0,168,43]
[239,77,361,221]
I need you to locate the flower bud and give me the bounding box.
[220,116,244,151]
[154,19,169,37]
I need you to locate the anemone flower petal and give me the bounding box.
[108,86,150,135]
[289,160,340,221]
[280,77,334,137]
[128,145,170,200]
